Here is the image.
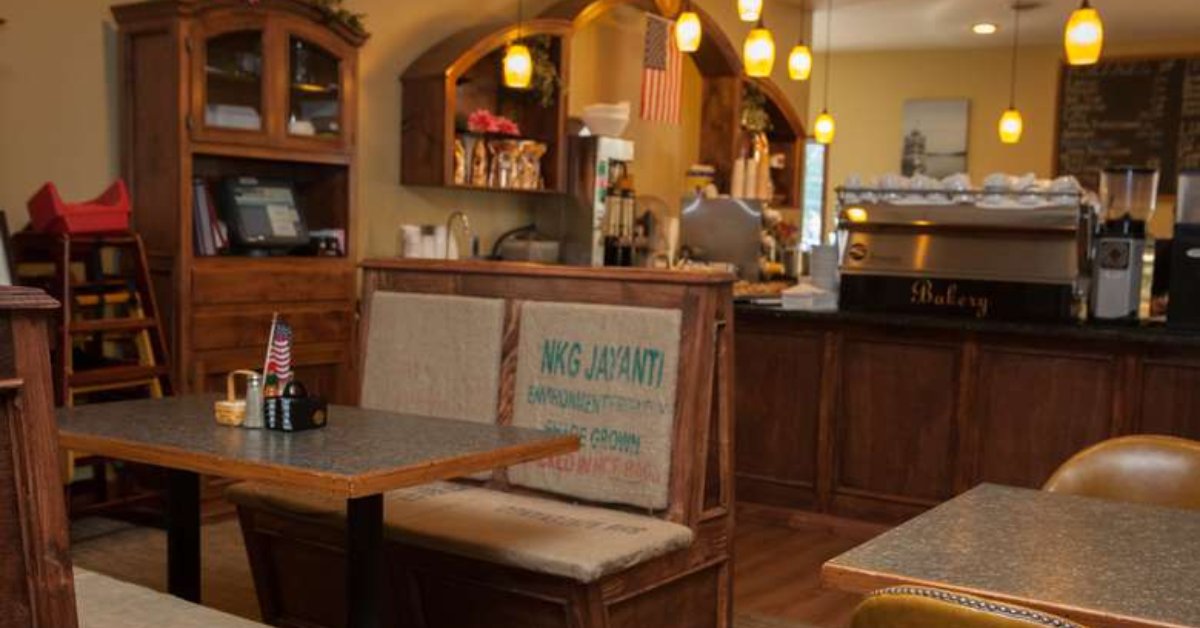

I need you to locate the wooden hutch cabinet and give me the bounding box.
[112,0,366,402]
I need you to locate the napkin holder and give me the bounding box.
[265,382,328,432]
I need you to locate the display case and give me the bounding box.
[112,0,366,403]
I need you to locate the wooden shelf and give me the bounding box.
[113,0,365,403]
[401,19,573,194]
[401,1,809,206]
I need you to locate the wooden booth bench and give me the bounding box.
[227,260,736,628]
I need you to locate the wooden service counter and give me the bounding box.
[734,304,1200,524]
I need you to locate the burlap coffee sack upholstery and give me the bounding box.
[508,302,682,510]
[361,291,504,424]
[75,568,264,627]
[225,481,693,583]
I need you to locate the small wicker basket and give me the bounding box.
[214,370,259,426]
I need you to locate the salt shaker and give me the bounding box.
[243,372,265,429]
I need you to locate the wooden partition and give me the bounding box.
[360,259,734,523]
[236,259,736,628]
[735,306,1200,524]
[0,288,77,627]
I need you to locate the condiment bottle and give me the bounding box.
[618,175,636,267]
[243,372,265,429]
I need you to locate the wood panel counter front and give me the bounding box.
[735,304,1200,524]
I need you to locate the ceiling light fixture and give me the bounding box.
[999,3,1025,144]
[743,15,776,77]
[814,0,835,144]
[739,0,764,23]
[1064,0,1104,65]
[675,1,702,53]
[502,0,532,89]
[789,1,813,81]
[972,22,998,35]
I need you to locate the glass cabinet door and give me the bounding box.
[287,37,342,139]
[203,30,265,132]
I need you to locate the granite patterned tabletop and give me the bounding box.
[57,394,580,497]
[822,484,1200,628]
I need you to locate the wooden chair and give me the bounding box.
[0,286,261,628]
[851,586,1086,628]
[228,260,736,628]
[1044,435,1200,511]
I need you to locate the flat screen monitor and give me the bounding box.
[217,177,310,252]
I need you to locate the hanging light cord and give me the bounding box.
[822,0,834,110]
[1008,3,1020,108]
[517,0,523,40]
[799,0,807,45]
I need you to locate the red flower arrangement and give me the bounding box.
[467,109,521,136]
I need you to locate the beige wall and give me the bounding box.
[807,39,1200,236]
[0,0,810,257]
[569,4,702,208]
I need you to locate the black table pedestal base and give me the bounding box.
[346,494,384,628]
[167,469,201,602]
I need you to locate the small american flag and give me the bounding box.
[262,314,294,396]
[641,13,682,124]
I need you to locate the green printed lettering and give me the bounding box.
[567,342,582,377]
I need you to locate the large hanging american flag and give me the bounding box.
[641,13,682,124]
[262,314,293,396]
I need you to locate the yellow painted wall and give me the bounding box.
[569,4,702,208]
[0,0,810,257]
[807,39,1200,236]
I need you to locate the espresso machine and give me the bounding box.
[1168,170,1200,328]
[836,192,1090,322]
[1091,167,1158,322]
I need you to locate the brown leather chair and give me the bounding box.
[1043,435,1200,511]
[852,586,1085,628]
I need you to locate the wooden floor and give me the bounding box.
[734,511,882,628]
[70,506,880,627]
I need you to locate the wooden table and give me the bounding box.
[58,394,580,628]
[822,484,1200,628]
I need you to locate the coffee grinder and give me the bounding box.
[1091,167,1159,322]
[1168,170,1200,328]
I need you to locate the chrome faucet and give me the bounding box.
[445,211,473,259]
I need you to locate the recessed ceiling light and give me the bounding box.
[972,22,999,35]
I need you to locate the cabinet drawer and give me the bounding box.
[192,306,353,351]
[193,260,354,304]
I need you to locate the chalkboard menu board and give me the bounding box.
[1056,57,1200,194]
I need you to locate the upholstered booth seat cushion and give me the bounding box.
[226,481,694,583]
[75,567,263,627]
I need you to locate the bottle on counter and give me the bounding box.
[603,183,621,266]
[617,175,636,267]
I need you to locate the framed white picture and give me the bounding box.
[901,99,970,178]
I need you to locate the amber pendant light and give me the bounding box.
[743,15,776,77]
[813,0,835,144]
[676,1,702,53]
[739,0,764,23]
[788,1,813,81]
[1064,0,1103,66]
[998,3,1024,144]
[503,0,533,89]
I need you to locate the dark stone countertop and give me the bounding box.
[825,484,1200,627]
[735,302,1200,348]
[57,394,577,495]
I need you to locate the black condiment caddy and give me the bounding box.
[264,382,328,432]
